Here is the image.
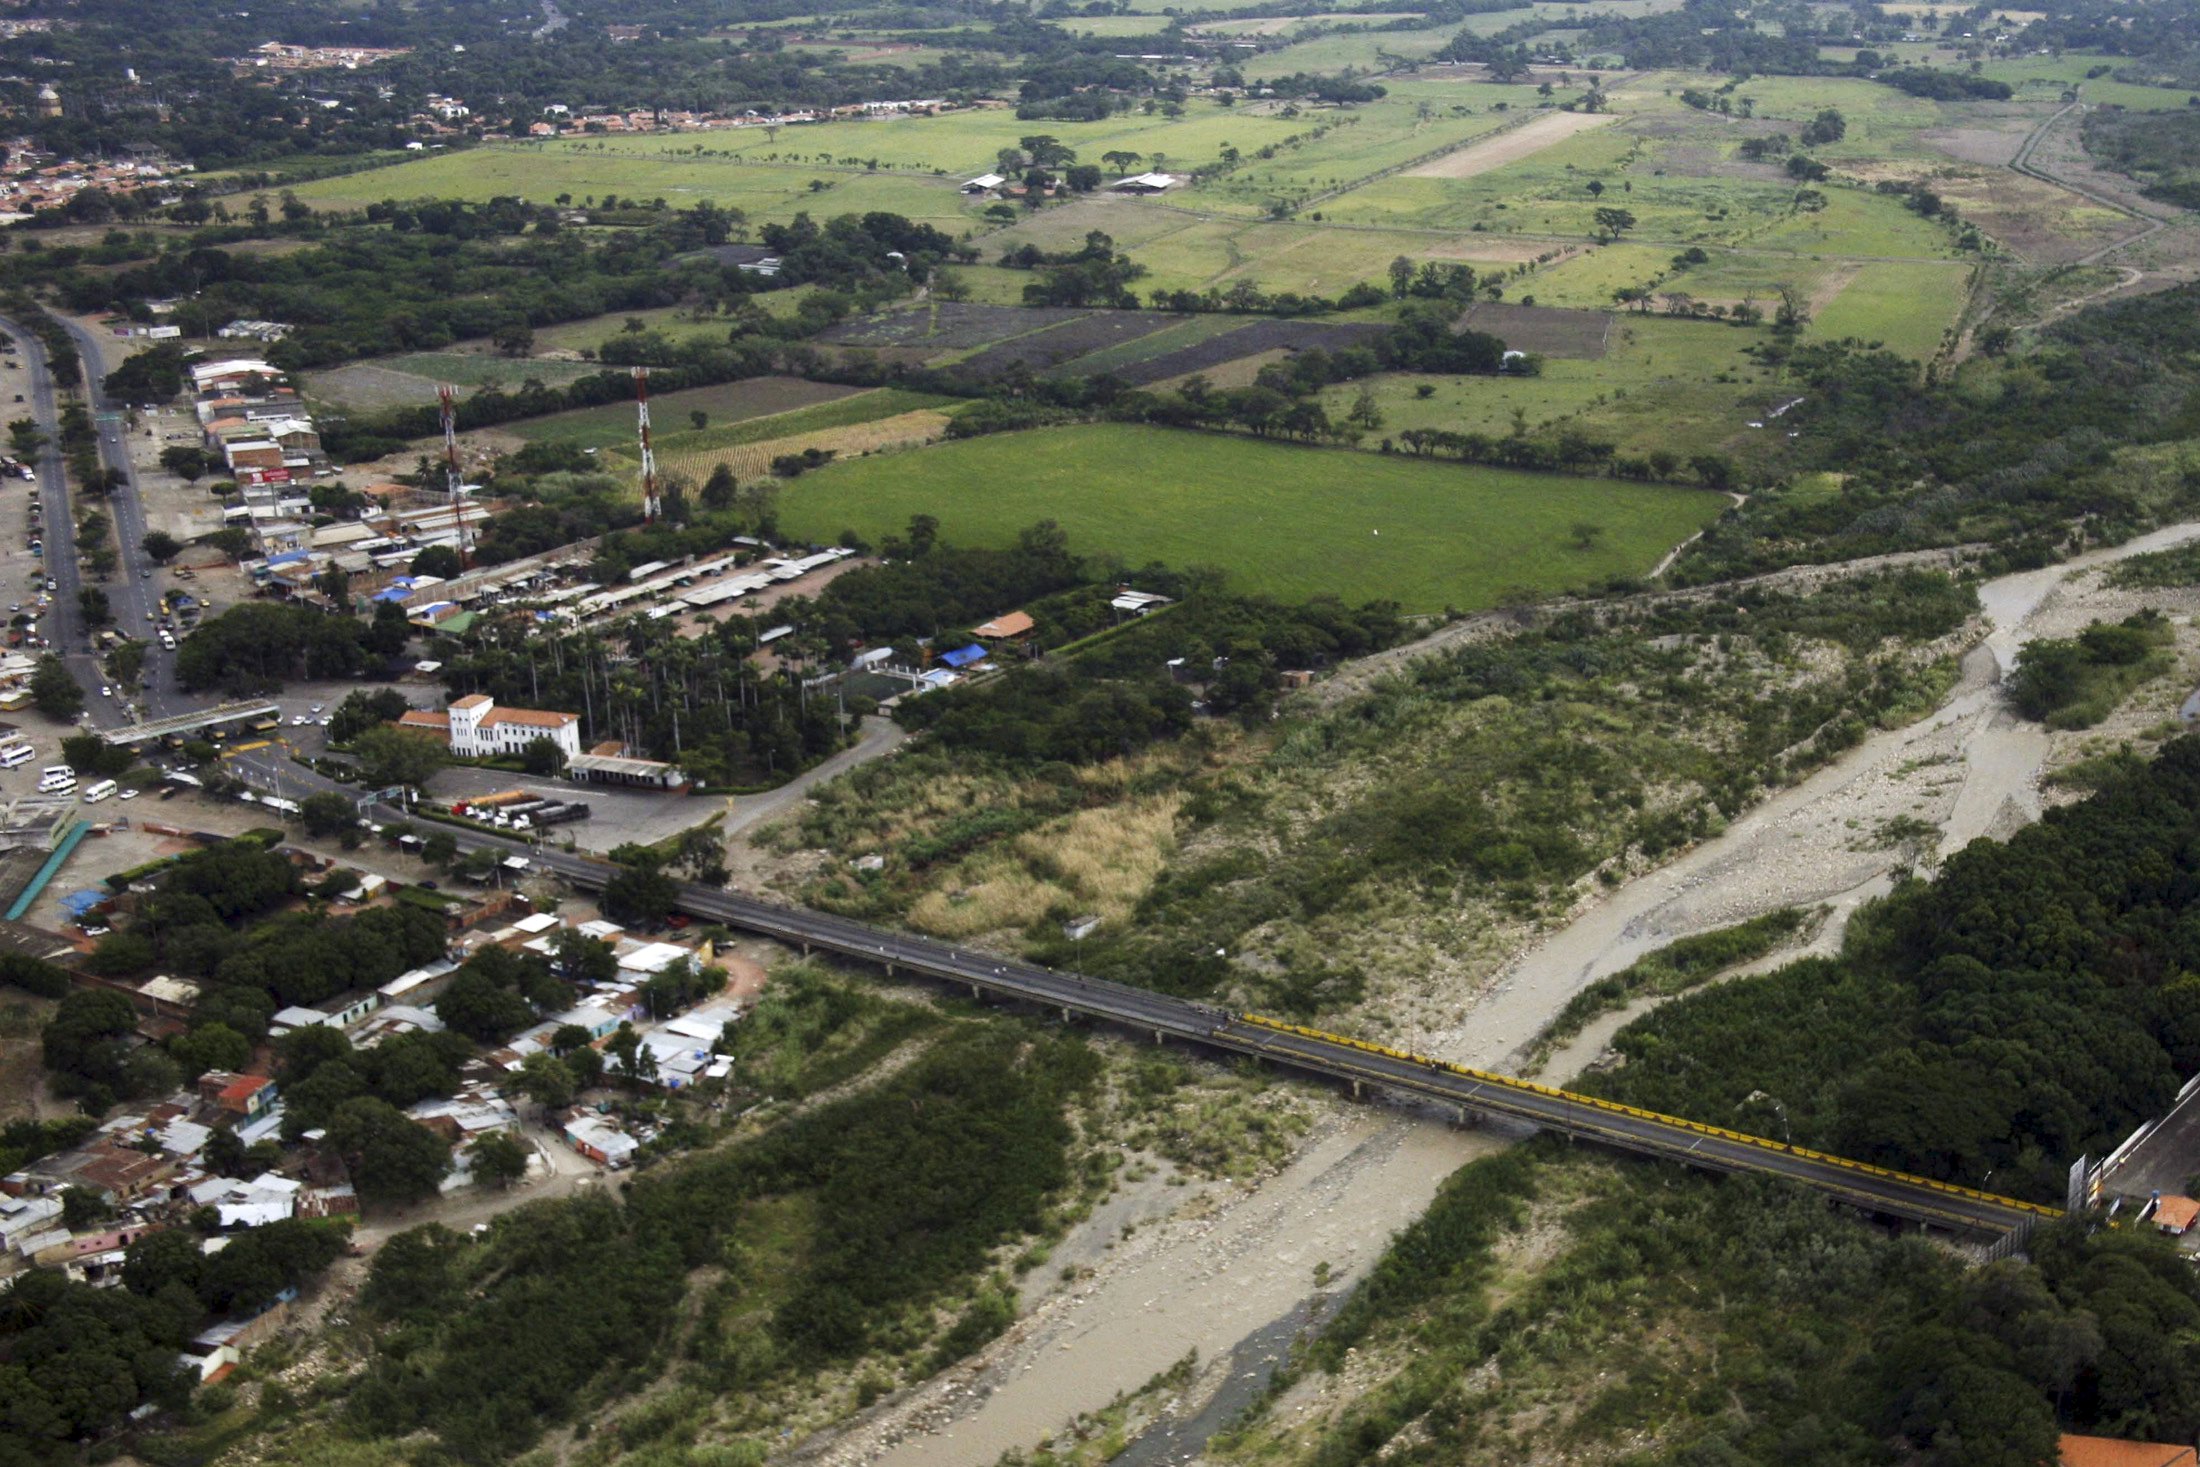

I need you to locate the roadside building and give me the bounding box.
[564,1115,639,1168]
[2151,1194,2200,1236]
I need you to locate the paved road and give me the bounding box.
[0,312,174,728]
[413,818,2056,1238]
[54,317,170,712]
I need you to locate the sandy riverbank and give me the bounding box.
[812,522,2200,1467]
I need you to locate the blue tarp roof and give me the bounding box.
[938,644,987,669]
[59,889,107,917]
[264,551,311,567]
[372,586,410,602]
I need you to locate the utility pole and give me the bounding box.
[634,367,660,523]
[439,383,470,567]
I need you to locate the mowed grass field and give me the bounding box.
[774,423,1726,609]
[1808,261,1973,358]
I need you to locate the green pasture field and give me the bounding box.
[291,150,978,226]
[1685,74,1947,157]
[290,100,1325,219]
[507,377,876,450]
[1316,313,1771,462]
[967,197,1563,300]
[524,291,819,356]
[1744,183,1959,256]
[1978,54,2200,110]
[1237,23,1462,79]
[1193,83,1560,211]
[773,422,1727,610]
[1520,242,1699,307]
[1807,260,1971,358]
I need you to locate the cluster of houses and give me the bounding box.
[232,41,410,73]
[960,170,1177,199]
[4,843,757,1315]
[519,96,950,139]
[190,356,323,491]
[0,138,186,222]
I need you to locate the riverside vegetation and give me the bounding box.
[779,567,1977,1028]
[1211,735,2200,1467]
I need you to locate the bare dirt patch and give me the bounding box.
[1456,300,1613,358]
[1405,111,1617,180]
[1924,119,2033,168]
[303,362,449,413]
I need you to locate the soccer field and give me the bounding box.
[774,424,1727,611]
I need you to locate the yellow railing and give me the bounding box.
[1235,1014,2063,1221]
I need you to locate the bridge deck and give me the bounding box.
[431,827,2059,1237]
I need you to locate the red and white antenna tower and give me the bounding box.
[438,382,470,566]
[633,366,661,523]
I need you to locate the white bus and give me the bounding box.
[38,765,68,783]
[81,779,116,803]
[0,744,33,769]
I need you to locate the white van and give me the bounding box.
[38,776,74,795]
[0,744,33,769]
[81,779,116,803]
[38,765,68,783]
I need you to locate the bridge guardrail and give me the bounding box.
[1236,1014,2062,1222]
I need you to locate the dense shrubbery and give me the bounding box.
[347,1026,1095,1460]
[1876,66,2016,100]
[2007,609,2176,728]
[1593,735,2200,1201]
[174,603,380,694]
[1679,284,2200,581]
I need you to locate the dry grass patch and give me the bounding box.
[908,793,1185,939]
[662,408,953,482]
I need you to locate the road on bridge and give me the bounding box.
[415,816,2057,1239]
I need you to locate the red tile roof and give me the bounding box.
[2061,1434,2200,1467]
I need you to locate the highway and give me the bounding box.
[0,312,172,727]
[55,316,171,713]
[418,817,2059,1238]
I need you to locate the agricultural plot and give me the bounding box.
[1107,317,1388,385]
[775,423,1726,610]
[305,353,605,412]
[659,407,955,486]
[1192,82,1569,214]
[1045,314,1254,376]
[507,377,867,450]
[953,311,1189,376]
[816,303,1097,351]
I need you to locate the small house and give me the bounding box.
[197,1072,277,1122]
[973,610,1035,644]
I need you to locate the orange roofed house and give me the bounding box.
[2062,1434,2199,1467]
[399,694,582,761]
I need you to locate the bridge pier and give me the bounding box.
[970,982,981,1000]
[1351,1078,1362,1100]
[1154,1029,1165,1045]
